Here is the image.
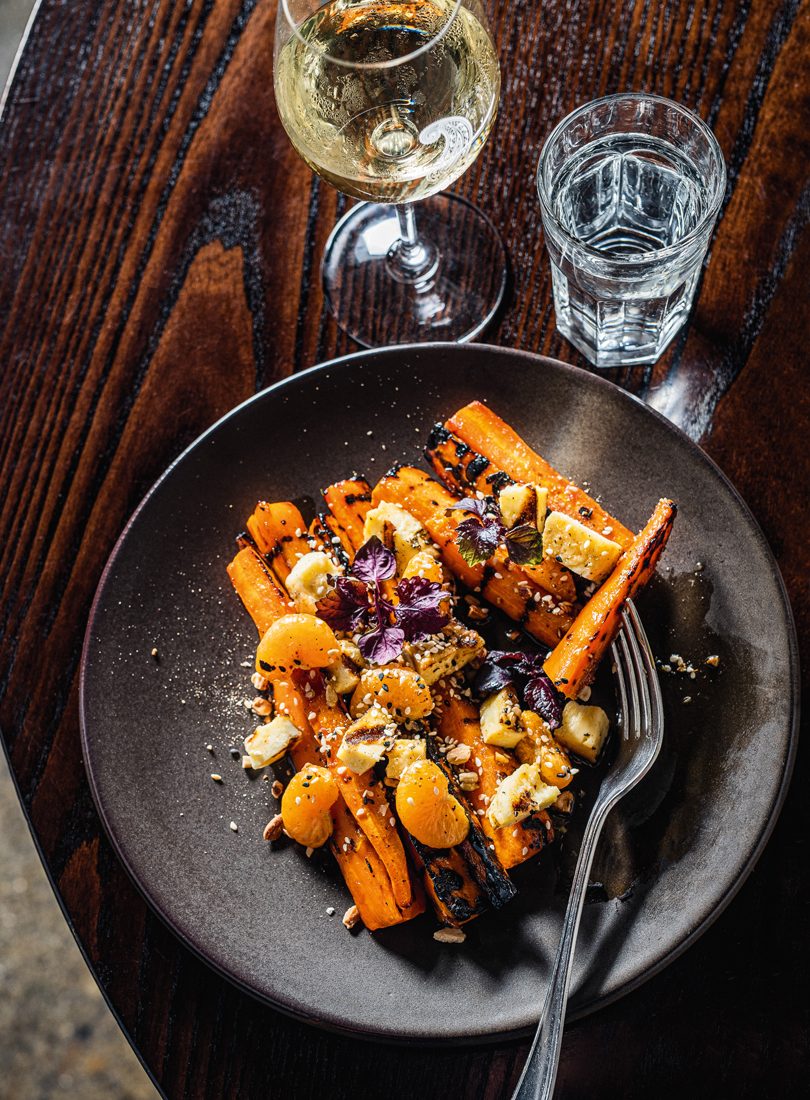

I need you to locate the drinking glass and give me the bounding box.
[274,0,506,347]
[536,93,726,368]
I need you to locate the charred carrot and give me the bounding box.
[227,546,421,929]
[433,687,552,870]
[544,498,677,698]
[425,426,577,602]
[321,478,373,550]
[371,466,576,647]
[444,402,634,549]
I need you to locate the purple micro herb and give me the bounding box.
[450,497,544,567]
[474,649,562,730]
[316,536,450,664]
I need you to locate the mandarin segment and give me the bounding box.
[257,613,341,675]
[281,764,339,848]
[395,759,470,849]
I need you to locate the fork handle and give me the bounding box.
[511,797,614,1100]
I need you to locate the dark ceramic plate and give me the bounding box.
[80,344,798,1043]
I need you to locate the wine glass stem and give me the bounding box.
[388,202,438,283]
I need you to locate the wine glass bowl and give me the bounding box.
[274,0,507,346]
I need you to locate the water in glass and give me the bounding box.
[538,95,725,368]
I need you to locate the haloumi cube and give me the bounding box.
[336,708,399,774]
[286,551,341,614]
[498,483,549,532]
[542,511,622,584]
[487,764,559,829]
[406,621,485,685]
[480,685,524,748]
[243,716,300,769]
[556,701,610,763]
[385,738,427,780]
[363,502,435,572]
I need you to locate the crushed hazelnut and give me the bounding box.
[263,814,284,841]
[445,743,472,766]
[342,904,361,930]
[433,927,466,944]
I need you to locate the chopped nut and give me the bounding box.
[242,755,253,769]
[251,671,269,691]
[229,821,238,832]
[445,743,472,766]
[206,744,214,753]
[553,790,575,814]
[210,774,223,783]
[706,654,720,667]
[433,927,466,944]
[494,751,510,765]
[467,604,490,623]
[263,814,284,841]
[326,906,336,916]
[578,685,592,702]
[251,697,272,716]
[458,770,480,791]
[342,904,361,930]
[150,647,159,658]
[271,779,284,799]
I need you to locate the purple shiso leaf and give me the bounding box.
[505,523,545,566]
[524,674,563,730]
[351,536,397,583]
[449,496,490,518]
[473,662,515,695]
[394,577,450,640]
[315,576,369,631]
[456,516,503,566]
[359,624,405,666]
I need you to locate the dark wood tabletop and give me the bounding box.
[1,1,808,1096]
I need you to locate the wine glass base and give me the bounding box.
[322,194,508,347]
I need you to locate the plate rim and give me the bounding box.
[79,342,801,1044]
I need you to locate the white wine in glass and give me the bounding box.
[274,0,506,346]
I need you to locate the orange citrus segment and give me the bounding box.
[281,764,339,848]
[395,759,470,849]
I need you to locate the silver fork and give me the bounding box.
[511,600,664,1100]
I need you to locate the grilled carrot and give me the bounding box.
[425,426,577,602]
[433,687,552,870]
[322,478,373,549]
[371,466,576,647]
[544,498,677,698]
[444,402,635,549]
[241,508,419,914]
[227,546,421,929]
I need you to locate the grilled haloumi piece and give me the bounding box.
[385,738,427,780]
[286,551,341,614]
[498,483,549,531]
[405,621,485,685]
[487,763,559,829]
[244,716,300,769]
[479,685,524,749]
[541,511,622,584]
[362,501,436,573]
[335,707,399,774]
[556,700,610,763]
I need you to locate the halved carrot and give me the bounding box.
[241,508,419,915]
[318,487,515,923]
[321,478,373,550]
[445,402,635,549]
[544,498,677,698]
[227,546,421,929]
[433,687,552,870]
[425,427,577,602]
[372,466,576,647]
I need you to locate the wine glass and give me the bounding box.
[274,0,506,347]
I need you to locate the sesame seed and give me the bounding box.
[229,821,238,832]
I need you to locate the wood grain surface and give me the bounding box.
[1,1,808,1096]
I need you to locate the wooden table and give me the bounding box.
[1,1,808,1096]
